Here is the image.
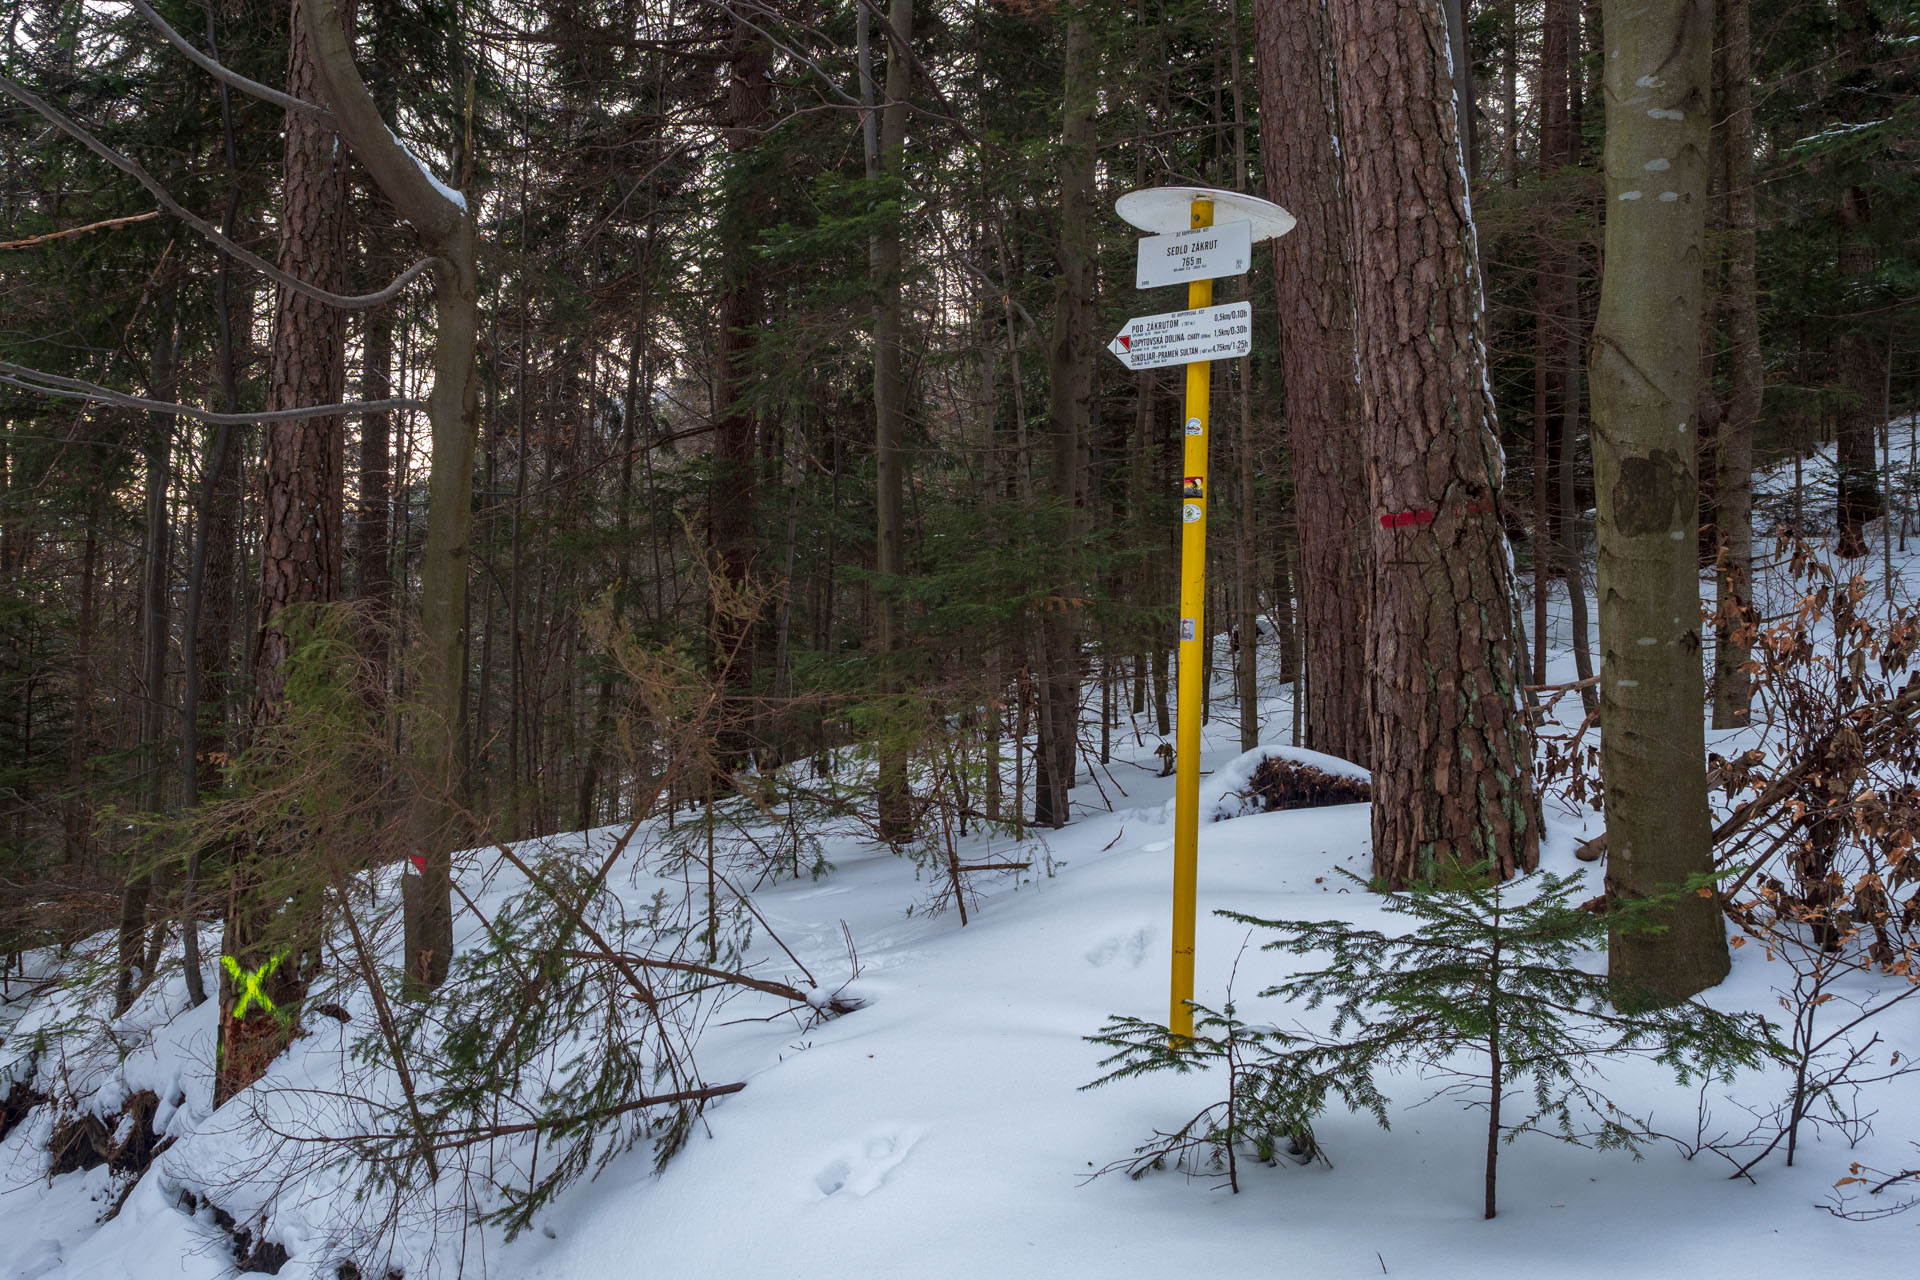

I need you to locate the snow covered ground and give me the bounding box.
[6,432,1919,1278]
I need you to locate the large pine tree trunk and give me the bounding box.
[1324,0,1538,886]
[217,0,352,1102]
[1252,0,1369,768]
[1592,0,1730,1005]
[1035,13,1096,828]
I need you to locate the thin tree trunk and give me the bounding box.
[871,0,916,841]
[1034,12,1095,828]
[358,307,393,639]
[1230,2,1259,754]
[1560,254,1597,712]
[308,0,481,1005]
[1534,0,1572,687]
[118,306,177,1016]
[1834,197,1882,557]
[1711,0,1758,726]
[712,15,769,776]
[62,517,97,869]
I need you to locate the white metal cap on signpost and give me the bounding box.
[1115,185,1296,241]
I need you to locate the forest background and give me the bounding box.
[0,0,1915,1091]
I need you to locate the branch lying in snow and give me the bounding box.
[125,0,333,121]
[0,360,425,424]
[0,71,441,310]
[556,949,863,1016]
[257,1082,749,1161]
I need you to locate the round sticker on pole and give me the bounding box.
[1182,503,1203,524]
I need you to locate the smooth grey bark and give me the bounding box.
[1591,0,1730,1005]
[304,0,477,994]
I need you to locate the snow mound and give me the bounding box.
[1170,743,1372,825]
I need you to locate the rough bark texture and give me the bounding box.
[1592,0,1730,1005]
[1035,13,1095,828]
[219,0,353,1103]
[1712,0,1757,727]
[250,2,349,723]
[1324,0,1538,886]
[1252,0,1369,768]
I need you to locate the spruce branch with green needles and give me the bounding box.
[1088,868,1784,1216]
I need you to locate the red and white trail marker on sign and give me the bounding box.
[1106,301,1253,372]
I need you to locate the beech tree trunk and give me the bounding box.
[311,0,482,1002]
[1592,0,1730,1005]
[1324,0,1538,886]
[1252,0,1369,768]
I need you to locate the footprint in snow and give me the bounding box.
[1085,927,1151,968]
[813,1128,924,1199]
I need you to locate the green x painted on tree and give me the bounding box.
[222,953,286,1021]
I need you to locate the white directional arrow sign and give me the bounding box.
[1135,220,1252,289]
[1106,301,1252,372]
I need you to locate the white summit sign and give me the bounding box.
[1134,219,1253,289]
[1105,300,1252,371]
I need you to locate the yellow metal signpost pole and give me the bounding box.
[1169,196,1213,1041]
